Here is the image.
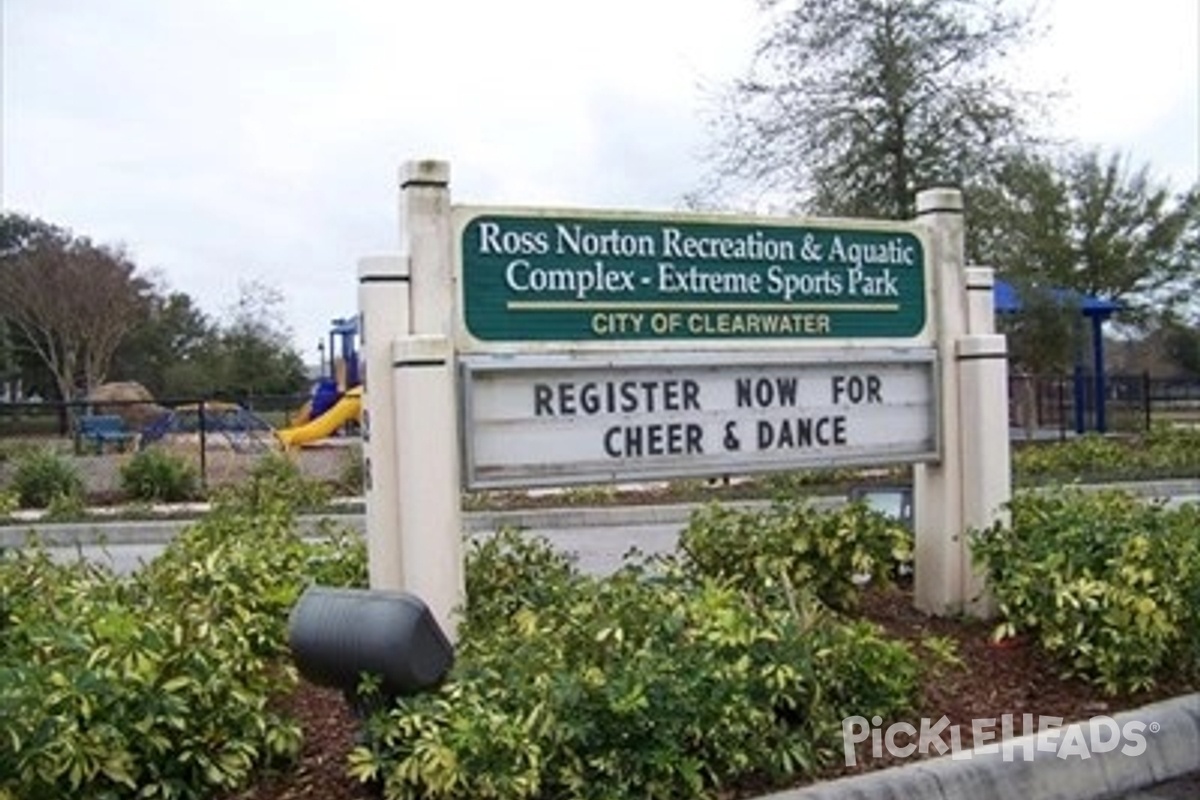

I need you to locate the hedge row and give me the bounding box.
[0,461,366,800]
[350,502,920,800]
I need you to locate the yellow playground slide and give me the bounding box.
[276,388,362,448]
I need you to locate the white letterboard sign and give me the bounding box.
[459,349,938,489]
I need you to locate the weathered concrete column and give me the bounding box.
[958,267,1011,616]
[392,335,463,641]
[913,188,969,615]
[392,160,464,640]
[965,267,998,336]
[401,160,456,337]
[956,334,1010,617]
[357,254,408,591]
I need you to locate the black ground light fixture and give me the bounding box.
[288,586,454,704]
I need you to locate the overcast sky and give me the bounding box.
[3,0,1197,365]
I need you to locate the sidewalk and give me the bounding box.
[762,693,1200,800]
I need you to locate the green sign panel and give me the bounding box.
[460,213,926,341]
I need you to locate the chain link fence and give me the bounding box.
[0,393,359,499]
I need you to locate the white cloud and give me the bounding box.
[1019,0,1199,182]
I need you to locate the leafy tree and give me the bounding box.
[0,213,152,401]
[972,149,1200,324]
[701,0,1041,218]
[153,281,307,399]
[1067,153,1199,317]
[0,213,56,256]
[968,150,1074,278]
[0,318,17,387]
[111,289,215,398]
[969,147,1200,401]
[999,286,1086,375]
[969,152,1083,374]
[220,282,308,397]
[1162,320,1200,377]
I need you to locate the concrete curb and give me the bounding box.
[0,497,844,548]
[761,693,1200,800]
[462,495,845,533]
[1045,478,1200,502]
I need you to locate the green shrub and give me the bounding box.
[1141,422,1200,472]
[0,440,39,464]
[760,467,889,496]
[973,489,1200,695]
[0,489,19,519]
[11,448,84,508]
[44,491,87,522]
[303,518,369,588]
[1012,426,1200,484]
[139,495,366,659]
[1050,434,1129,475]
[0,543,303,800]
[678,500,912,611]
[349,529,918,800]
[338,444,365,495]
[120,448,200,503]
[0,475,367,800]
[462,526,582,636]
[212,451,331,514]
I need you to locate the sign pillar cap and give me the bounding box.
[400,160,450,188]
[358,254,408,280]
[965,266,995,288]
[916,188,964,215]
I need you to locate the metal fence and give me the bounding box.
[1009,373,1200,440]
[3,374,1198,496]
[0,393,356,495]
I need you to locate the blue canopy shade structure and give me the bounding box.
[993,279,1121,317]
[992,278,1122,433]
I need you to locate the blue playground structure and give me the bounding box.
[309,316,361,420]
[994,279,1121,434]
[273,317,364,448]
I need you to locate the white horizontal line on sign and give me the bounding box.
[506,300,900,313]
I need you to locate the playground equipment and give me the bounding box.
[277,317,363,448]
[276,386,362,448]
[140,402,277,453]
[994,279,1121,433]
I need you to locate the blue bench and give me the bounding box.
[76,414,137,454]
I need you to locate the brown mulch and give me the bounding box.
[829,584,1194,779]
[218,682,373,800]
[226,584,1196,800]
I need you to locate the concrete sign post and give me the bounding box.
[959,266,1010,616]
[357,254,408,591]
[912,190,968,615]
[390,162,463,640]
[357,162,464,639]
[359,160,1010,633]
[392,334,462,641]
[912,190,1011,616]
